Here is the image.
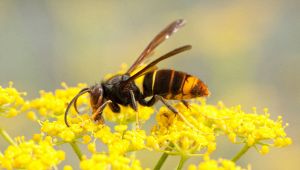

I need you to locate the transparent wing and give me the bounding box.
[123,45,192,85]
[126,19,186,74]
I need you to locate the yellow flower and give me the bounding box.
[32,133,42,142]
[149,104,216,157]
[64,165,73,170]
[26,111,37,121]
[94,126,147,155]
[175,100,292,153]
[102,104,154,124]
[228,133,236,143]
[29,83,88,118]
[59,128,76,142]
[40,114,99,142]
[80,153,144,170]
[0,79,293,170]
[83,135,92,144]
[114,124,128,132]
[87,143,97,153]
[188,158,246,170]
[260,145,270,155]
[0,136,65,170]
[0,82,26,117]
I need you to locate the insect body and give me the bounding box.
[142,69,208,100]
[64,19,209,127]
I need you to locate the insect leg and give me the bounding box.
[108,102,121,113]
[130,90,140,129]
[138,95,156,106]
[91,100,112,123]
[155,95,199,130]
[155,95,179,114]
[181,100,190,109]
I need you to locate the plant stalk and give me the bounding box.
[154,152,169,170]
[231,144,250,162]
[177,156,188,170]
[154,143,174,170]
[70,141,83,161]
[0,128,16,146]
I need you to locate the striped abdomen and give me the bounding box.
[142,69,209,100]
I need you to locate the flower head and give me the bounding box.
[0,82,26,117]
[28,82,88,119]
[0,78,293,170]
[94,124,147,155]
[148,103,216,157]
[102,104,154,124]
[0,136,65,170]
[80,153,144,170]
[40,113,100,142]
[188,158,247,170]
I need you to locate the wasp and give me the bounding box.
[64,19,209,127]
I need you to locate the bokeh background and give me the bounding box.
[0,1,299,169]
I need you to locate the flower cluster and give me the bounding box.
[103,105,154,124]
[0,82,26,117]
[188,101,292,151]
[148,104,216,157]
[0,135,65,170]
[80,153,143,170]
[188,158,246,170]
[94,125,147,155]
[40,113,97,142]
[28,82,88,119]
[0,81,292,169]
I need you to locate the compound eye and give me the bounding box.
[90,85,103,109]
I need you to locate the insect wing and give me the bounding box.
[126,19,186,74]
[123,45,192,84]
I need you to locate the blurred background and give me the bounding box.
[0,0,299,169]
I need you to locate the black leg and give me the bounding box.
[181,100,190,109]
[130,90,140,129]
[155,95,198,131]
[109,102,121,113]
[92,100,112,123]
[130,90,138,111]
[138,95,156,106]
[155,95,178,114]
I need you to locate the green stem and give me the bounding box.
[231,144,250,162]
[154,152,169,170]
[154,143,174,170]
[70,141,83,161]
[177,156,188,170]
[0,128,16,146]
